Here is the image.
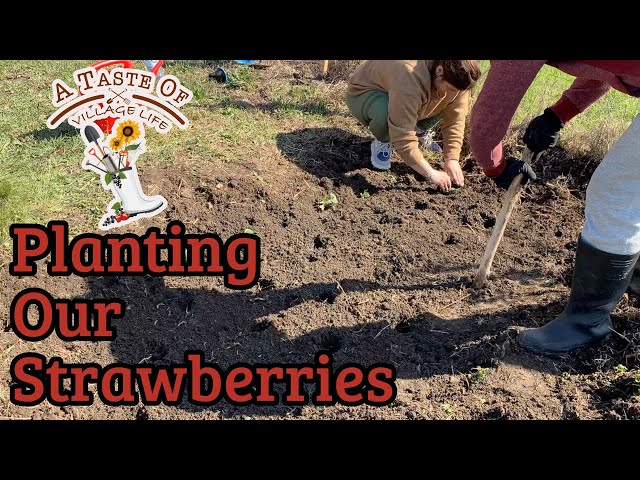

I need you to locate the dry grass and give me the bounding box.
[322,60,364,83]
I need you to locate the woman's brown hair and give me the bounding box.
[433,60,482,91]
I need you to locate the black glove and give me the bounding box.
[523,108,564,153]
[492,157,537,190]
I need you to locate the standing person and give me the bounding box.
[469,60,640,356]
[346,60,481,191]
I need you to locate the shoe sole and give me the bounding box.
[516,332,607,359]
[370,143,391,171]
[370,159,391,171]
[516,337,572,359]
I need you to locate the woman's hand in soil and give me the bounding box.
[443,159,464,187]
[429,169,452,191]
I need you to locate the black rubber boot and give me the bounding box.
[627,259,640,298]
[517,236,640,356]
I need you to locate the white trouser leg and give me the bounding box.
[581,114,640,255]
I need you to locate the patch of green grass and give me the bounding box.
[191,84,206,101]
[269,84,331,118]
[150,104,279,166]
[0,180,10,201]
[441,403,455,418]
[468,366,489,384]
[225,66,256,90]
[614,364,628,374]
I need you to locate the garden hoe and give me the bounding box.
[83,124,118,172]
[472,147,534,288]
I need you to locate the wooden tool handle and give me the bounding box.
[472,148,534,288]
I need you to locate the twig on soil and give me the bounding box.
[436,293,471,313]
[177,177,183,196]
[138,355,152,364]
[0,416,30,420]
[464,224,480,234]
[335,281,346,295]
[373,324,390,339]
[430,329,449,334]
[499,251,526,260]
[607,326,631,343]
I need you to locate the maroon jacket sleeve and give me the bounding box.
[549,78,611,123]
[470,60,547,176]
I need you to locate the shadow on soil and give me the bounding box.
[276,127,399,195]
[87,273,638,417]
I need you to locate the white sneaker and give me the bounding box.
[417,129,443,154]
[370,139,392,170]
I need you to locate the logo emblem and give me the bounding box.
[46,60,192,230]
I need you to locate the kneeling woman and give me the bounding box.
[347,60,481,191]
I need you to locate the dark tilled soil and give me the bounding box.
[1,83,639,420]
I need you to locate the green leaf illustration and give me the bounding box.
[119,172,127,179]
[125,143,140,151]
[105,173,113,185]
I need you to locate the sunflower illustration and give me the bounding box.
[109,136,124,150]
[115,119,141,144]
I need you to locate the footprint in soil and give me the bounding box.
[314,236,328,249]
[445,233,461,245]
[565,241,577,250]
[480,212,496,228]
[380,214,403,225]
[252,319,273,332]
[317,284,340,304]
[320,332,342,353]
